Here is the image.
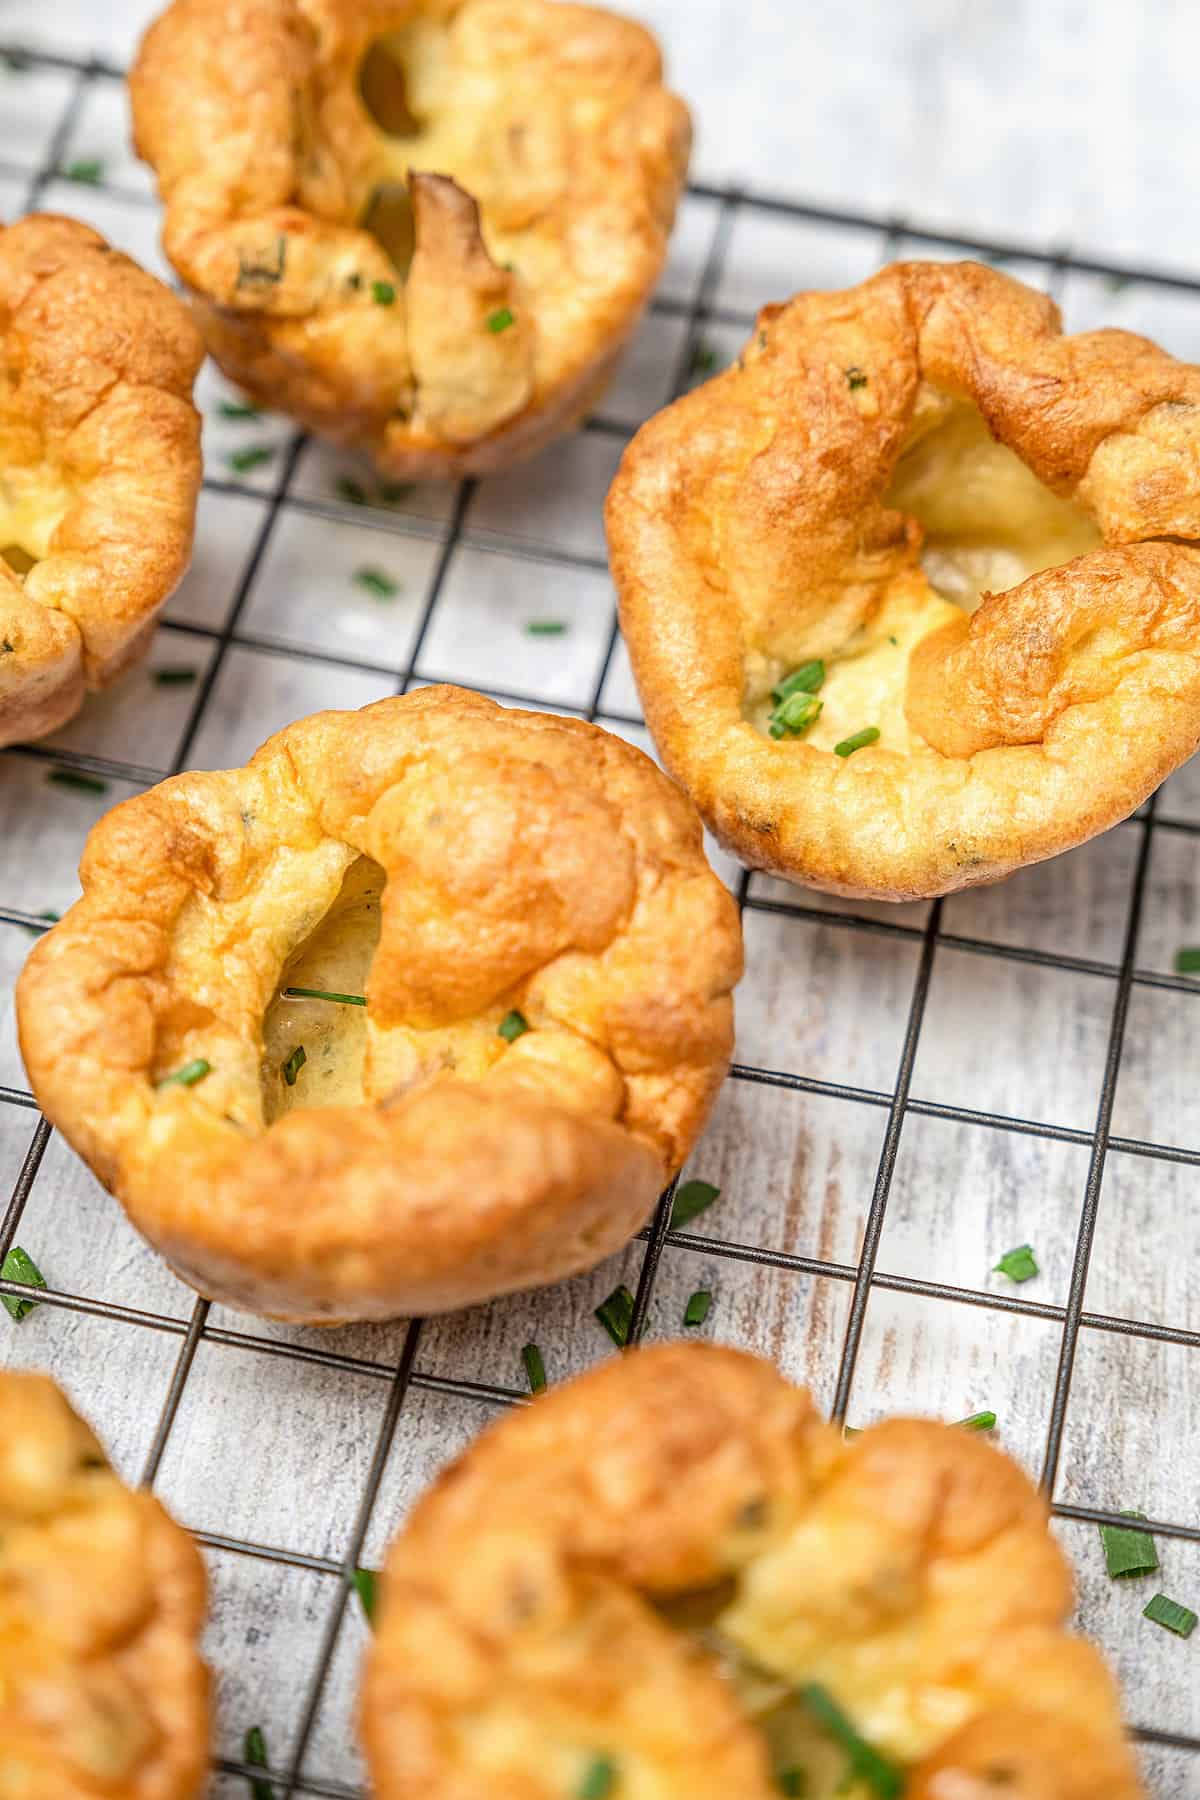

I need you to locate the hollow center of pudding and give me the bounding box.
[0,465,74,571]
[260,855,383,1122]
[883,391,1102,612]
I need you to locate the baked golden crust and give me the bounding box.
[606,259,1200,901]
[129,0,690,476]
[362,1342,1144,1800]
[0,1370,209,1798]
[0,214,203,749]
[16,687,740,1322]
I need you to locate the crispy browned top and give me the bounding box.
[363,1342,1144,1800]
[0,214,203,746]
[17,688,740,1322]
[130,0,690,474]
[0,1371,209,1797]
[607,260,1200,900]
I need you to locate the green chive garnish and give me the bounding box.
[1174,947,1200,974]
[2,51,31,72]
[768,690,822,740]
[834,727,880,757]
[244,1724,274,1800]
[577,1755,617,1799]
[372,280,396,305]
[21,909,59,937]
[157,1058,211,1090]
[354,566,400,599]
[683,1290,712,1328]
[227,445,275,474]
[281,1045,307,1087]
[670,1179,720,1230]
[526,619,567,636]
[154,666,198,686]
[521,1342,547,1393]
[845,366,868,390]
[690,342,719,377]
[994,1244,1038,1283]
[776,1773,807,1797]
[64,158,103,184]
[799,1684,903,1799]
[218,400,262,420]
[1105,274,1132,296]
[772,661,825,703]
[1099,1511,1158,1580]
[487,307,515,334]
[955,1411,997,1431]
[48,768,108,794]
[352,1566,377,1624]
[1143,1593,1197,1638]
[594,1284,634,1349]
[282,986,366,1006]
[498,1010,529,1042]
[336,477,369,505]
[1,1246,46,1322]
[378,482,412,505]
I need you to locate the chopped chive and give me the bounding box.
[281,1045,307,1087]
[48,767,108,794]
[845,366,868,390]
[487,306,515,334]
[683,1289,712,1328]
[799,1684,903,1799]
[336,476,369,505]
[1099,1511,1158,1580]
[833,727,880,758]
[1143,1593,1197,1638]
[154,665,198,686]
[1174,947,1200,974]
[218,400,262,419]
[227,445,275,474]
[372,279,396,305]
[769,690,822,739]
[526,619,567,636]
[1,1246,46,1322]
[994,1244,1038,1283]
[353,565,400,600]
[244,1724,274,1800]
[772,661,825,703]
[690,341,719,377]
[521,1342,547,1393]
[498,1009,529,1042]
[63,158,104,184]
[378,482,412,505]
[352,1566,377,1624]
[577,1755,617,1799]
[21,908,59,936]
[1105,273,1132,296]
[955,1410,997,1431]
[670,1178,720,1230]
[594,1284,634,1349]
[1,51,32,72]
[776,1773,807,1797]
[157,1058,211,1090]
[282,986,366,1006]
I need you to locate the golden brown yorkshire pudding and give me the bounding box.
[0,1370,210,1797]
[607,260,1200,901]
[0,215,203,749]
[16,687,740,1322]
[129,0,690,477]
[362,1342,1144,1800]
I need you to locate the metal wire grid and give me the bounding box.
[1,39,1199,1798]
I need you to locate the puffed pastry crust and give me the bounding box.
[362,1341,1145,1800]
[129,0,690,477]
[16,687,741,1323]
[607,259,1200,900]
[0,214,203,749]
[0,1370,209,1798]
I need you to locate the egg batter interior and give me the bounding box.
[0,464,74,575]
[747,390,1102,756]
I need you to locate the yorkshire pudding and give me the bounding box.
[0,214,203,749]
[0,1370,209,1797]
[129,0,690,477]
[362,1342,1144,1800]
[16,687,740,1321]
[607,260,1200,901]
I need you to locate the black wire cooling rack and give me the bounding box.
[2,38,1200,1800]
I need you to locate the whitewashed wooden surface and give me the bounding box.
[1,3,1199,1795]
